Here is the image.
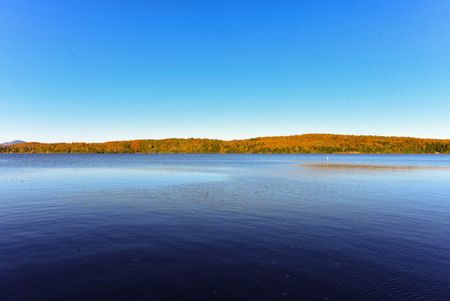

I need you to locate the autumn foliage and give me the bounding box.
[1,134,449,154]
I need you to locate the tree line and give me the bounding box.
[1,134,449,154]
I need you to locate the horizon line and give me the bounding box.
[5,133,450,144]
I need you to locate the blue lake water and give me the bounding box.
[1,154,450,300]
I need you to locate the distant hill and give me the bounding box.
[1,134,449,154]
[1,140,25,146]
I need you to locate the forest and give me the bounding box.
[1,134,449,154]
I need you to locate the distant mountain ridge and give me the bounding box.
[0,134,449,154]
[1,140,25,146]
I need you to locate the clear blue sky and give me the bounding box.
[1,0,449,142]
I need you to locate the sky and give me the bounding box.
[1,0,450,142]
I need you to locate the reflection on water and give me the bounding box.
[1,154,450,300]
[304,163,450,170]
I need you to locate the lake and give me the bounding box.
[1,154,450,300]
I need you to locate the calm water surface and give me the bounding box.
[1,154,450,300]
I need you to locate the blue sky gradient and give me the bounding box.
[1,0,450,142]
